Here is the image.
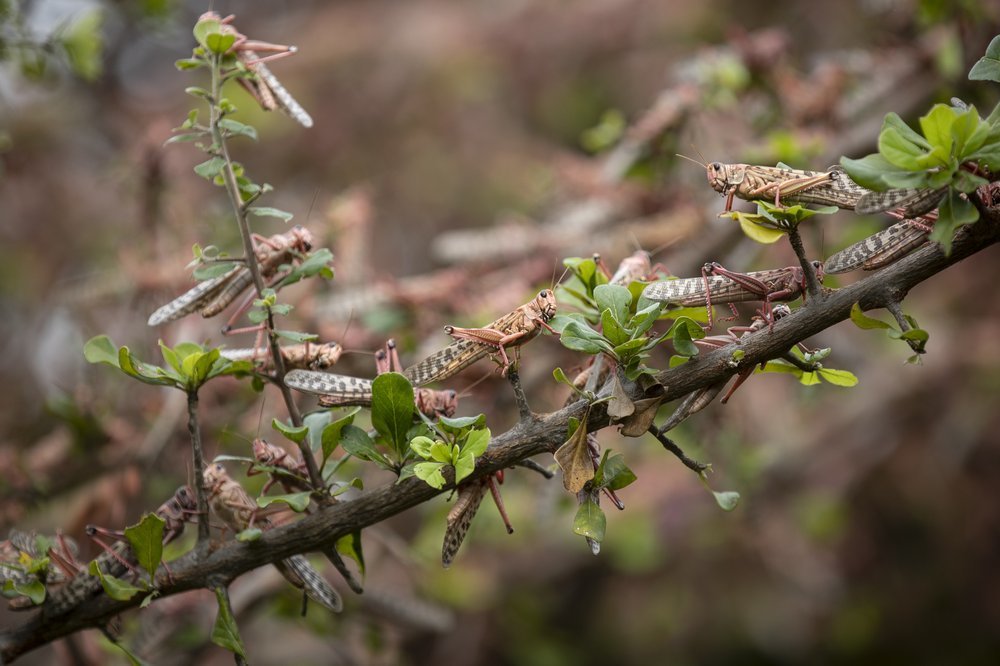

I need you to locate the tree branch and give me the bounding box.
[3,212,998,663]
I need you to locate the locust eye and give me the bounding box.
[709,162,722,172]
[539,289,550,297]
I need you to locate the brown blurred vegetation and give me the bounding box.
[2,0,1000,664]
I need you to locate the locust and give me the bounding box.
[41,486,198,618]
[249,438,312,494]
[703,161,869,211]
[658,304,796,434]
[441,472,513,568]
[203,463,342,612]
[402,289,559,387]
[703,160,944,217]
[147,226,314,327]
[642,261,823,330]
[823,212,936,274]
[220,341,343,371]
[284,339,460,418]
[201,12,314,128]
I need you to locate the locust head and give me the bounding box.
[532,289,558,322]
[610,250,652,286]
[290,225,314,253]
[706,162,745,194]
[310,342,343,370]
[203,462,228,497]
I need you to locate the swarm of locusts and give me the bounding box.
[15,9,972,645]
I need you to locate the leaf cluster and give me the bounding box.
[84,336,253,392]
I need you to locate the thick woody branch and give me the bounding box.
[3,212,998,663]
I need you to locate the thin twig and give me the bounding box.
[187,391,211,544]
[647,426,710,474]
[207,52,323,490]
[786,227,822,299]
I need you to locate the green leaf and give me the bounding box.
[732,212,786,242]
[89,561,144,601]
[193,15,221,48]
[371,373,415,459]
[320,408,360,463]
[84,335,121,368]
[61,10,103,81]
[593,284,632,324]
[613,337,651,360]
[935,188,979,255]
[175,58,205,71]
[256,492,311,513]
[236,528,262,542]
[428,440,453,464]
[336,531,365,576]
[211,587,248,659]
[193,157,226,180]
[414,462,447,489]
[409,436,436,459]
[247,206,294,222]
[818,368,859,387]
[438,413,487,433]
[593,451,637,490]
[340,425,394,470]
[667,317,705,357]
[124,513,165,578]
[218,118,258,141]
[713,491,741,511]
[840,153,899,190]
[969,35,1000,82]
[453,451,475,484]
[272,418,309,445]
[205,32,236,54]
[600,308,630,347]
[552,367,576,388]
[882,112,932,150]
[849,303,892,330]
[463,428,491,458]
[919,104,958,154]
[4,579,45,605]
[572,499,607,542]
[878,127,926,170]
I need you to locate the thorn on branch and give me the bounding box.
[647,425,710,474]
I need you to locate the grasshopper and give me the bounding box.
[642,261,823,330]
[658,304,795,434]
[220,341,343,371]
[148,226,314,327]
[42,486,197,618]
[201,12,313,128]
[703,161,869,211]
[284,339,460,418]
[249,438,312,494]
[204,463,342,612]
[823,212,936,274]
[402,289,559,386]
[441,471,513,568]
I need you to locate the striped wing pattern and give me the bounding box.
[823,221,929,274]
[276,555,342,612]
[441,480,489,568]
[402,339,486,387]
[147,266,243,326]
[284,370,374,403]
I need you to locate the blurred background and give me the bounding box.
[2,0,1000,664]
